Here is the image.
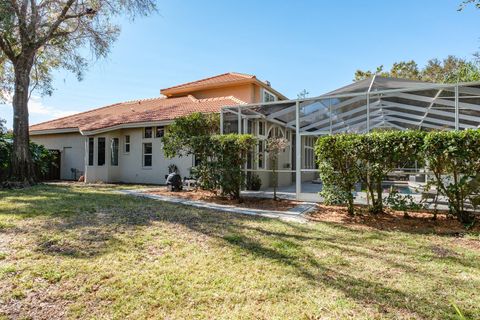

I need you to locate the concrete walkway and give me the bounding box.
[118,189,316,223]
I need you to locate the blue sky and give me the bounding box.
[1,0,480,128]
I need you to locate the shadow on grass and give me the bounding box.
[1,184,479,319]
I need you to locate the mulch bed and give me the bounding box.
[308,204,480,236]
[147,187,300,212]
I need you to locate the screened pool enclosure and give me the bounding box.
[220,76,480,201]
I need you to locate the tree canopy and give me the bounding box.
[0,0,157,101]
[0,0,156,184]
[354,56,480,83]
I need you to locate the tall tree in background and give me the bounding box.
[0,0,156,185]
[354,56,480,83]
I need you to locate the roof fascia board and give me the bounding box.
[30,128,79,135]
[80,120,174,136]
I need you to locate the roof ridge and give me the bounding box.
[160,72,255,92]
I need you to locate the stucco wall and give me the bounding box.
[85,128,193,184]
[31,132,85,180]
[187,84,257,103]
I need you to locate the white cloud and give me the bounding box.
[0,95,80,129]
[28,96,78,119]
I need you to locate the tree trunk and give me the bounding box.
[10,53,36,185]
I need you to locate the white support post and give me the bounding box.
[366,94,370,132]
[237,106,242,134]
[329,99,333,134]
[220,109,224,134]
[454,85,459,130]
[366,74,376,133]
[295,101,301,200]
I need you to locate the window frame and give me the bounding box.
[257,140,265,169]
[144,127,153,139]
[263,89,277,103]
[124,135,130,154]
[258,120,266,137]
[88,137,94,166]
[97,137,106,166]
[155,126,165,138]
[143,142,153,167]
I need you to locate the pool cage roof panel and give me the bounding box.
[222,76,480,134]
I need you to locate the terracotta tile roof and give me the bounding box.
[161,72,255,94]
[30,95,244,134]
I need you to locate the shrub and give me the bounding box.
[423,129,480,224]
[316,130,425,215]
[210,134,256,199]
[355,130,425,214]
[246,173,262,191]
[163,114,256,200]
[384,187,422,218]
[316,134,362,215]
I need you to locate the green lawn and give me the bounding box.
[0,184,479,319]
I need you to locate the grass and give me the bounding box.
[0,184,479,319]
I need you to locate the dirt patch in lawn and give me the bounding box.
[146,187,300,211]
[308,204,480,237]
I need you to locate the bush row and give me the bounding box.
[315,130,480,224]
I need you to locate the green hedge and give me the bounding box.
[315,129,480,224]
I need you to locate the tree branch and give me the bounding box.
[34,0,76,47]
[0,38,17,62]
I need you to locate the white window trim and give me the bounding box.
[262,89,277,103]
[124,135,130,154]
[257,120,266,138]
[257,139,266,169]
[144,127,153,139]
[142,142,153,168]
[155,126,165,138]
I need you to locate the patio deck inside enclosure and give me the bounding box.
[220,76,480,201]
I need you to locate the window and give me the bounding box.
[247,120,255,134]
[97,137,106,166]
[258,121,265,136]
[88,138,94,166]
[143,143,152,167]
[268,126,284,139]
[111,138,119,166]
[144,127,153,139]
[303,137,316,169]
[258,140,265,169]
[124,135,130,153]
[155,126,164,138]
[263,89,276,103]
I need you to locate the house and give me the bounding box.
[30,72,294,187]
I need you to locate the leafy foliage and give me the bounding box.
[162,114,255,199]
[316,134,362,215]
[266,137,289,200]
[384,187,422,219]
[0,133,57,184]
[356,131,425,214]
[423,130,480,224]
[0,0,157,101]
[246,173,262,191]
[210,134,256,199]
[162,112,220,158]
[354,56,480,83]
[316,131,425,215]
